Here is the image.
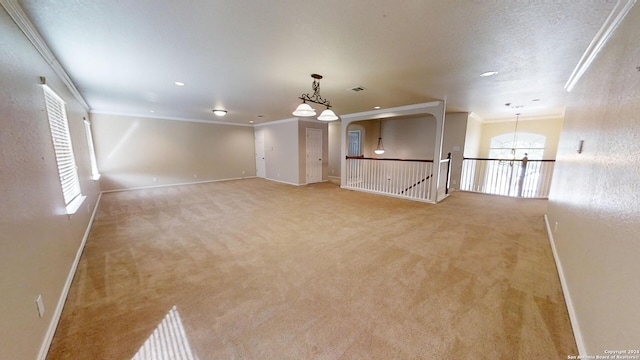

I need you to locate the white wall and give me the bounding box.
[442,112,469,191]
[463,113,482,158]
[257,119,300,185]
[91,114,256,191]
[546,4,640,355]
[0,7,100,359]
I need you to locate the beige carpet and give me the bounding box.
[47,178,576,359]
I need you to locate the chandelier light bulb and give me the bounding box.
[292,103,316,117]
[318,109,338,121]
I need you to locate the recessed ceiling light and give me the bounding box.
[150,110,155,113]
[212,109,227,116]
[174,81,185,86]
[249,121,254,124]
[480,71,499,77]
[374,106,381,109]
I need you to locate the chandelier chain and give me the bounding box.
[299,78,332,108]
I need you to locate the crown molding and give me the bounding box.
[482,113,565,123]
[89,110,252,127]
[253,117,299,127]
[468,112,485,123]
[340,101,443,121]
[565,0,637,92]
[1,0,91,110]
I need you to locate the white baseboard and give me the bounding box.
[263,177,302,186]
[37,192,103,360]
[543,214,586,356]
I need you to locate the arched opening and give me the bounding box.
[488,132,546,160]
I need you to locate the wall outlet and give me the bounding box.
[35,295,45,318]
[242,170,245,175]
[193,174,198,178]
[152,177,157,182]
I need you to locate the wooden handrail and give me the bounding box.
[346,156,433,163]
[463,157,555,162]
[400,174,432,194]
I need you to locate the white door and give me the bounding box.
[348,130,361,156]
[255,130,266,178]
[306,128,322,184]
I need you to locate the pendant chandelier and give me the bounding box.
[374,120,385,155]
[292,74,339,121]
[510,113,521,159]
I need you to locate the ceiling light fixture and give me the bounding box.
[374,120,385,155]
[480,71,499,77]
[212,109,227,116]
[293,74,338,121]
[174,81,185,86]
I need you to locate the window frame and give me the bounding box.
[43,84,85,214]
[83,119,101,180]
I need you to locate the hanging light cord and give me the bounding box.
[512,113,521,154]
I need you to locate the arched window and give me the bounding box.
[488,132,546,160]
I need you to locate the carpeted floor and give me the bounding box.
[47,178,576,359]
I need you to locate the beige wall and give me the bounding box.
[328,121,341,177]
[0,8,100,359]
[350,116,436,160]
[478,117,563,159]
[546,5,640,355]
[297,120,329,184]
[91,114,255,191]
[257,119,299,185]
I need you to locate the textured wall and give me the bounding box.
[0,8,100,359]
[91,113,256,191]
[546,4,640,355]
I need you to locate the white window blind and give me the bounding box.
[43,85,84,213]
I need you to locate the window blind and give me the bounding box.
[43,85,82,208]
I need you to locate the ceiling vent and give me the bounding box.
[350,86,366,92]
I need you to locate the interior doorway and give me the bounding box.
[255,130,266,178]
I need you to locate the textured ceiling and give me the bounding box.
[18,0,616,124]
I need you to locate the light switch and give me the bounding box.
[36,295,45,317]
